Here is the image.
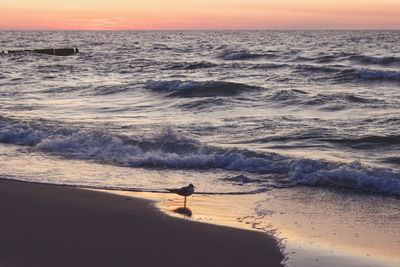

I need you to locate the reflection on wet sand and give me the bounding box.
[100,189,400,267]
[173,207,192,217]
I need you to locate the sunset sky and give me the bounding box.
[1,0,399,30]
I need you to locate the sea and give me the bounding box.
[1,30,399,266]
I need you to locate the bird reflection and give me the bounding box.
[173,207,192,217]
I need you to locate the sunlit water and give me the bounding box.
[1,30,399,265]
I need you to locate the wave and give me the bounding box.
[383,157,400,165]
[267,89,308,101]
[176,98,229,110]
[244,128,335,144]
[294,52,358,63]
[164,61,217,70]
[306,93,384,105]
[247,63,288,70]
[349,55,400,66]
[92,84,133,96]
[37,64,74,73]
[294,64,400,83]
[295,64,341,73]
[323,135,400,149]
[41,85,92,95]
[331,68,400,83]
[223,52,263,60]
[0,116,399,197]
[145,80,260,97]
[293,53,400,67]
[242,131,399,152]
[354,69,400,81]
[295,55,338,64]
[295,53,400,66]
[0,117,288,173]
[290,159,400,196]
[265,90,384,108]
[221,51,277,61]
[42,83,137,96]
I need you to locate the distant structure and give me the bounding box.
[0,48,79,56]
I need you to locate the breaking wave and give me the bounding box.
[145,80,260,97]
[0,116,399,197]
[290,159,400,196]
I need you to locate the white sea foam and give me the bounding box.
[289,159,400,196]
[1,118,399,197]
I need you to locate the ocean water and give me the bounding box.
[1,30,400,264]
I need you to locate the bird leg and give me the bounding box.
[184,196,187,208]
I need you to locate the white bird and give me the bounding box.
[167,184,195,208]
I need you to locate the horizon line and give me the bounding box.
[0,28,399,31]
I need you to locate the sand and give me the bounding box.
[0,180,284,267]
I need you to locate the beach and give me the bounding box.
[113,186,400,267]
[0,179,284,267]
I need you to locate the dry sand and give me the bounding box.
[0,180,283,267]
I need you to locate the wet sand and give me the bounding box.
[112,188,400,267]
[0,179,283,267]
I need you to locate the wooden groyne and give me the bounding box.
[1,48,79,56]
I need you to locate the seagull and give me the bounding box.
[167,184,195,208]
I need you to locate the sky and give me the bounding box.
[0,0,399,30]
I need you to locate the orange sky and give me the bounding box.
[1,0,399,30]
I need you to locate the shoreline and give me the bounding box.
[0,179,284,267]
[103,187,400,267]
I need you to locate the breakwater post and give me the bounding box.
[1,48,79,56]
